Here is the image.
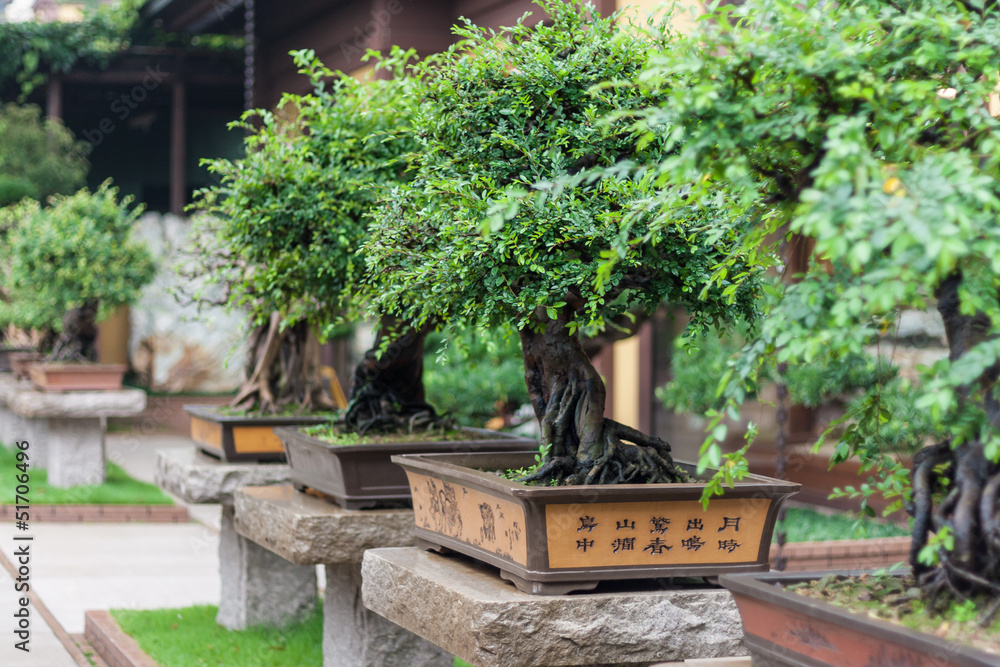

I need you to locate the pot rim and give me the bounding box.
[719,569,999,667]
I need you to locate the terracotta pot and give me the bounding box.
[0,347,34,374]
[9,352,45,379]
[277,426,536,510]
[393,451,800,595]
[720,570,998,667]
[28,363,127,391]
[184,404,333,463]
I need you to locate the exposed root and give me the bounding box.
[909,440,1000,623]
[519,418,690,486]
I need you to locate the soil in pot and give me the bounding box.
[789,572,1000,656]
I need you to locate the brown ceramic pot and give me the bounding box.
[394,450,800,595]
[720,570,998,667]
[184,404,333,463]
[278,426,535,510]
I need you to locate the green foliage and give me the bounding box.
[366,0,762,337]
[423,326,529,426]
[0,181,155,331]
[776,506,909,543]
[659,316,899,416]
[0,0,141,100]
[500,442,555,483]
[0,103,89,205]
[112,603,323,667]
[636,0,1000,500]
[191,49,417,335]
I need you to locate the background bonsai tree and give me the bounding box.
[0,103,89,207]
[637,0,1000,616]
[366,0,762,484]
[0,181,154,362]
[190,50,432,421]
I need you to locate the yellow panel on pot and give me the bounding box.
[407,472,528,566]
[545,497,771,569]
[190,417,223,452]
[232,427,286,454]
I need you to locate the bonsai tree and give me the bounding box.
[366,0,762,484]
[0,181,154,361]
[190,49,433,421]
[638,0,1000,615]
[0,103,89,206]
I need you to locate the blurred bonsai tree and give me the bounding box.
[637,0,1000,613]
[0,181,154,361]
[189,49,426,418]
[0,103,88,206]
[658,319,897,413]
[366,0,763,484]
[424,326,530,427]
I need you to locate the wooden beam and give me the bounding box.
[46,74,62,120]
[170,79,186,216]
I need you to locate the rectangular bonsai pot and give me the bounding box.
[28,363,127,391]
[719,570,998,667]
[277,426,536,510]
[0,347,33,374]
[9,352,44,379]
[184,404,334,463]
[393,451,800,595]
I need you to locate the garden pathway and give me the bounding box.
[0,433,221,666]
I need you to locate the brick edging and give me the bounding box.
[0,504,189,523]
[85,610,159,667]
[772,536,911,571]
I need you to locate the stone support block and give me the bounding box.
[155,448,293,505]
[47,418,105,487]
[234,486,414,565]
[362,547,749,667]
[216,505,318,630]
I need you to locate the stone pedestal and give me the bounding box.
[217,505,318,629]
[234,485,450,667]
[47,418,105,486]
[0,377,145,486]
[155,450,315,630]
[362,547,750,667]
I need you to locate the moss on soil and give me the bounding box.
[789,573,1000,655]
[301,423,494,446]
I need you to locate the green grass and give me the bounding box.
[112,604,323,667]
[778,507,910,543]
[0,445,173,505]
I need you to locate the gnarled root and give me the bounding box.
[338,382,454,435]
[519,417,690,486]
[908,440,1000,626]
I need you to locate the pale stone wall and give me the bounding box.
[129,212,248,394]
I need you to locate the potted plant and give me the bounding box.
[187,50,531,472]
[0,181,154,390]
[365,0,798,592]
[0,102,90,376]
[637,0,1000,660]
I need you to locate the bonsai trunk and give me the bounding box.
[518,309,687,485]
[908,273,1000,622]
[49,299,100,362]
[340,314,444,434]
[231,313,332,414]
